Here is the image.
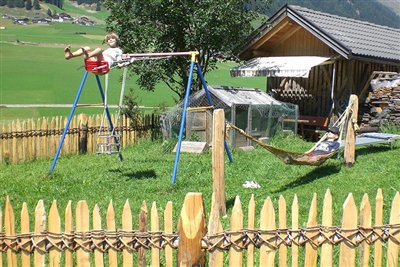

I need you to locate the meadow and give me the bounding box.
[0,16,265,122]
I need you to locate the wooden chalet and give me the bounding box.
[234,5,400,122]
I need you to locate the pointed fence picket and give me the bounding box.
[0,189,399,266]
[0,114,160,165]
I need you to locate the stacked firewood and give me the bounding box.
[361,77,400,131]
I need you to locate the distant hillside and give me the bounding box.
[377,0,400,15]
[265,0,400,29]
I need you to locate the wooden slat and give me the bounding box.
[87,116,95,154]
[76,200,90,267]
[21,120,27,162]
[107,200,118,267]
[49,200,61,267]
[11,121,17,164]
[50,117,56,156]
[339,193,357,267]
[93,204,104,267]
[304,193,317,267]
[34,200,46,267]
[41,118,48,159]
[229,196,243,266]
[321,189,333,267]
[4,196,17,267]
[260,197,275,267]
[16,119,22,162]
[359,194,371,266]
[35,118,41,159]
[122,200,133,267]
[139,201,148,267]
[177,193,206,266]
[164,201,173,267]
[65,201,73,267]
[27,119,34,160]
[207,193,224,267]
[151,202,160,267]
[247,194,255,267]
[291,194,299,267]
[374,189,384,267]
[62,117,69,155]
[387,192,400,267]
[21,202,30,266]
[278,195,287,267]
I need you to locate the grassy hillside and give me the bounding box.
[0,0,108,24]
[0,20,266,122]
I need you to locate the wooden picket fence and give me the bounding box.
[0,189,399,266]
[0,113,160,165]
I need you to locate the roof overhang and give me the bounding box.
[230,56,331,78]
[237,5,351,60]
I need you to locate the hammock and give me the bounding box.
[228,123,337,166]
[227,98,356,166]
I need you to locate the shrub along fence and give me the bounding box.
[0,113,160,165]
[0,189,399,266]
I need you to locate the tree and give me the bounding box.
[47,8,52,17]
[0,0,7,6]
[33,0,40,10]
[15,0,24,8]
[25,0,33,10]
[103,0,270,100]
[95,0,100,11]
[7,0,15,8]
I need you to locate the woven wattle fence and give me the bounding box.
[0,189,399,266]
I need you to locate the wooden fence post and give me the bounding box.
[387,192,400,267]
[79,114,88,154]
[344,94,358,166]
[178,193,206,267]
[212,109,226,217]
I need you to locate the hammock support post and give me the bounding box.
[212,109,226,216]
[344,94,358,166]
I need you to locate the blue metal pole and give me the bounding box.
[95,75,123,161]
[49,71,89,175]
[195,62,234,163]
[171,60,196,184]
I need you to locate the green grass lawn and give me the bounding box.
[1,136,398,230]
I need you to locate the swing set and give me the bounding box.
[49,51,233,184]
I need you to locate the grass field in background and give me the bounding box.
[0,19,266,123]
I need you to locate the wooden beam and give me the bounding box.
[344,95,358,166]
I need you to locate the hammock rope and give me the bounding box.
[227,97,357,166]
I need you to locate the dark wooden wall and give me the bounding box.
[268,60,400,117]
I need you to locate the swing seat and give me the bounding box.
[85,59,109,75]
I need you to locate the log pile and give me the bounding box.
[361,75,400,131]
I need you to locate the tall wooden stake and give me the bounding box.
[344,94,358,166]
[212,109,226,216]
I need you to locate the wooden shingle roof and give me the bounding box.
[239,5,400,63]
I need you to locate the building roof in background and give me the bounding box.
[239,5,400,63]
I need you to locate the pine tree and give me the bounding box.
[33,0,40,10]
[95,0,100,11]
[47,8,52,17]
[15,0,24,8]
[0,0,7,6]
[25,0,32,10]
[7,0,15,8]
